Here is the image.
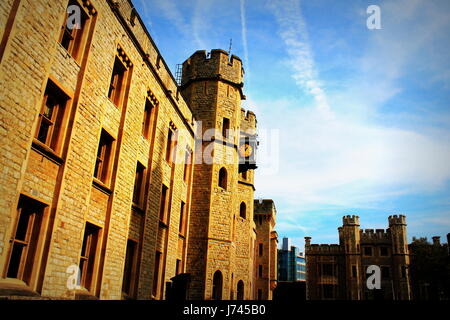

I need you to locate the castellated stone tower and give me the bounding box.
[339,215,362,300]
[180,49,257,300]
[388,215,411,300]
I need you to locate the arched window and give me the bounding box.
[240,202,246,219]
[218,167,227,190]
[212,270,223,300]
[237,280,244,300]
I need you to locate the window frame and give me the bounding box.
[142,97,156,140]
[159,184,169,224]
[363,246,373,257]
[218,167,227,190]
[132,162,146,208]
[79,222,101,292]
[93,129,115,185]
[35,80,70,153]
[59,0,91,61]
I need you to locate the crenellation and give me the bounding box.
[0,0,274,302]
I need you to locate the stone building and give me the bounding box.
[0,0,272,300]
[408,235,450,300]
[305,215,412,300]
[254,199,278,300]
[180,48,259,300]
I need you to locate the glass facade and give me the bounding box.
[278,238,306,281]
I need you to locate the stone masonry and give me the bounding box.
[0,0,275,300]
[305,215,412,300]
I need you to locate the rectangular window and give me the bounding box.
[322,263,333,276]
[222,117,230,138]
[258,265,263,278]
[94,129,114,184]
[259,243,263,257]
[323,284,334,299]
[381,266,390,279]
[59,0,89,61]
[153,251,161,297]
[257,289,262,300]
[352,265,357,278]
[7,196,45,284]
[183,149,192,182]
[122,239,138,297]
[401,266,407,279]
[159,185,168,223]
[108,56,127,107]
[165,128,177,163]
[176,259,182,275]
[142,98,155,140]
[132,162,146,207]
[79,223,100,291]
[364,246,373,256]
[35,80,69,151]
[179,201,186,235]
[380,247,389,256]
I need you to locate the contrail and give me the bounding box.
[240,0,250,81]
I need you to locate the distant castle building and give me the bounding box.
[305,215,412,300]
[0,0,275,300]
[254,199,278,300]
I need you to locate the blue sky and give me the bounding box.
[134,0,450,250]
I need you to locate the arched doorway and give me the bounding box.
[237,280,244,300]
[212,270,223,300]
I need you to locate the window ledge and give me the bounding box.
[92,178,112,195]
[159,220,168,229]
[131,203,145,213]
[31,139,64,165]
[56,41,82,68]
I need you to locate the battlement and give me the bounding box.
[181,49,244,87]
[342,215,360,226]
[254,199,276,219]
[307,244,343,254]
[360,228,390,241]
[240,108,257,134]
[388,214,406,226]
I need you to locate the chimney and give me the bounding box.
[432,236,441,246]
[304,237,311,247]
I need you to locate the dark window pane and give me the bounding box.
[37,122,50,143]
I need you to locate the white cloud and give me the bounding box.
[255,98,450,207]
[255,0,450,212]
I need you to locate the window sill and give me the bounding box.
[159,220,168,229]
[56,41,82,67]
[131,203,145,213]
[92,178,112,195]
[31,139,64,165]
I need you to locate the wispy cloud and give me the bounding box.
[150,0,206,48]
[257,0,450,248]
[267,0,331,115]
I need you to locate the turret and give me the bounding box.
[341,215,361,300]
[387,215,411,300]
